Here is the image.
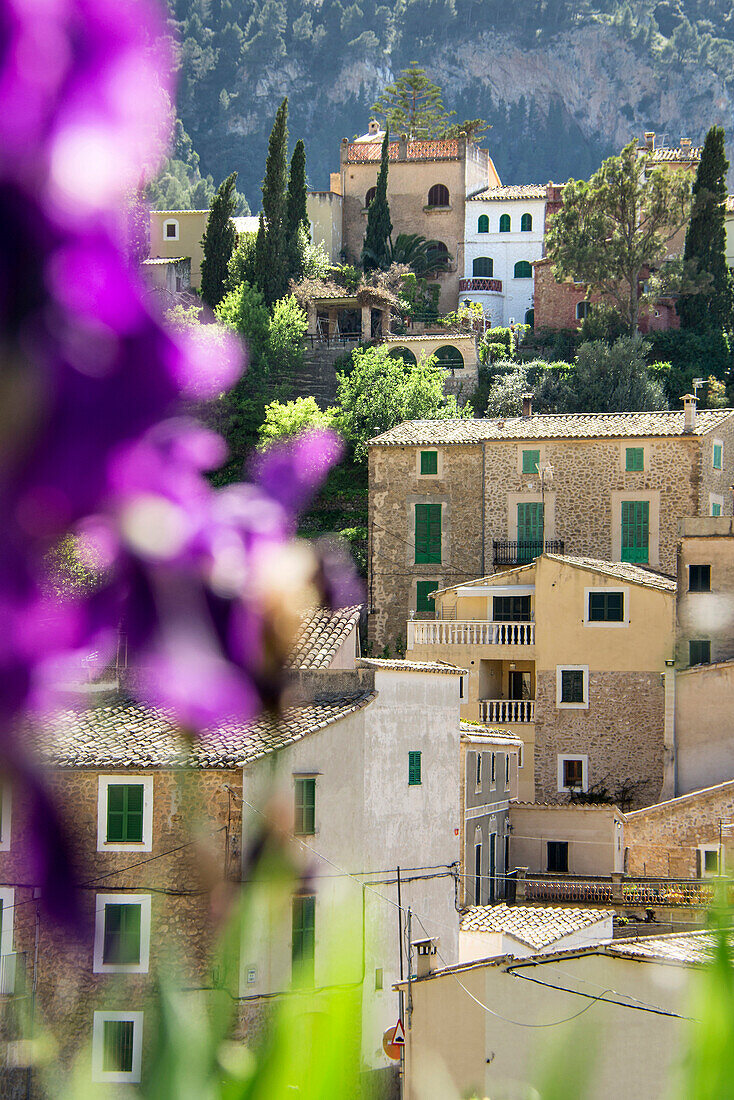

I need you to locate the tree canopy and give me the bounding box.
[545,140,692,333]
[372,63,454,139]
[361,130,393,272]
[200,172,239,309]
[258,98,290,306]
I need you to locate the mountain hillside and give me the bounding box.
[167,1,734,209]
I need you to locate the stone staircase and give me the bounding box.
[279,342,350,410]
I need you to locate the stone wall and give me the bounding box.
[677,518,734,666]
[532,257,587,331]
[533,669,665,809]
[625,780,734,877]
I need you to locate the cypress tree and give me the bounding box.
[200,172,238,309]
[361,129,393,272]
[254,212,268,294]
[260,97,289,306]
[286,138,309,280]
[678,125,730,332]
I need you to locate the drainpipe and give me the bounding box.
[661,660,677,799]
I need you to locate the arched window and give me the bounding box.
[163,219,179,241]
[521,212,533,232]
[514,260,532,279]
[427,184,450,207]
[387,346,418,367]
[499,213,511,232]
[434,345,465,371]
[426,241,451,272]
[473,256,493,277]
[365,186,376,208]
[576,301,591,320]
[525,308,535,329]
[477,214,489,233]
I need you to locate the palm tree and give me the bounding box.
[388,233,453,275]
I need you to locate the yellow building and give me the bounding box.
[407,554,676,806]
[149,210,209,288]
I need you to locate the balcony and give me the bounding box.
[479,698,535,724]
[493,539,564,567]
[409,620,534,647]
[458,277,503,294]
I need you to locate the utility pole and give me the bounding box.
[406,907,413,1030]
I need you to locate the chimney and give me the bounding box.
[644,131,656,151]
[680,138,692,153]
[413,938,438,978]
[368,119,380,136]
[521,393,533,419]
[683,393,697,432]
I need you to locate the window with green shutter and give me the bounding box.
[625,447,644,471]
[522,449,540,474]
[689,640,711,666]
[713,442,723,469]
[103,903,142,966]
[292,895,315,986]
[294,777,315,836]
[477,214,489,233]
[517,502,544,562]
[521,212,533,232]
[621,501,649,563]
[106,784,144,843]
[712,501,722,516]
[408,751,422,785]
[499,213,511,232]
[414,503,441,563]
[561,669,585,703]
[416,581,438,614]
[420,450,438,475]
[588,591,624,622]
[103,1019,135,1074]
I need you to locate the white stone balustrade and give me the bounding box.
[479,699,536,724]
[408,620,534,648]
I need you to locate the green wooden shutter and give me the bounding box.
[621,501,649,562]
[408,751,422,785]
[415,504,441,563]
[712,501,722,516]
[625,447,644,471]
[713,442,723,469]
[107,784,144,843]
[416,581,438,614]
[292,895,315,986]
[294,778,315,835]
[478,214,489,233]
[521,212,532,231]
[522,449,540,474]
[517,502,544,562]
[103,1019,135,1073]
[103,903,142,965]
[499,213,510,232]
[420,450,438,475]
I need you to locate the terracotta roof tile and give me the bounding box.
[369,409,734,446]
[544,554,677,591]
[471,184,547,201]
[287,606,362,670]
[356,658,467,675]
[36,695,375,770]
[460,904,613,949]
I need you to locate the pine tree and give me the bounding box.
[286,138,309,280]
[372,63,454,139]
[361,129,393,272]
[200,171,238,309]
[259,97,289,306]
[677,125,730,333]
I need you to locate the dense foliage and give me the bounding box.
[200,171,239,308]
[678,124,731,333]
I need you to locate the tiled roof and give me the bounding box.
[384,334,475,342]
[356,658,467,675]
[460,722,523,746]
[369,409,734,446]
[544,554,677,592]
[37,695,375,770]
[460,904,613,949]
[650,147,701,163]
[603,929,719,965]
[286,606,361,669]
[142,257,186,265]
[471,184,547,201]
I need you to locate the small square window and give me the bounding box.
[416,581,438,615]
[625,447,644,471]
[294,777,316,836]
[713,442,723,470]
[375,967,383,990]
[547,841,568,873]
[408,751,422,786]
[522,449,540,475]
[98,777,153,852]
[92,1012,143,1083]
[588,591,624,622]
[689,565,711,593]
[420,450,438,475]
[94,894,151,974]
[563,759,584,788]
[165,222,177,239]
[699,847,721,877]
[712,502,722,516]
[561,670,584,703]
[689,640,711,666]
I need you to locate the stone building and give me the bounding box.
[339,121,500,312]
[367,397,734,650]
[149,209,209,288]
[462,184,547,328]
[625,779,734,879]
[407,553,676,807]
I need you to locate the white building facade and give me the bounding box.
[461,184,547,328]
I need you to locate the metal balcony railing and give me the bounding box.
[493,539,564,566]
[408,620,534,647]
[458,277,503,293]
[480,699,535,724]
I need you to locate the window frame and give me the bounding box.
[162,218,179,241]
[414,502,442,564]
[688,564,711,593]
[364,186,377,209]
[477,213,489,233]
[625,446,644,472]
[557,754,589,793]
[698,845,722,878]
[475,751,482,791]
[499,213,511,233]
[710,493,724,516]
[513,260,532,279]
[92,1011,144,1084]
[0,784,11,853]
[490,752,496,786]
[291,893,316,987]
[473,256,494,278]
[294,775,317,836]
[408,750,422,786]
[416,580,439,616]
[556,666,589,710]
[689,639,711,666]
[576,300,591,320]
[713,439,724,470]
[427,183,450,208]
[93,893,151,974]
[504,752,510,789]
[521,448,540,475]
[520,212,532,232]
[419,449,439,476]
[547,840,569,873]
[97,776,154,853]
[583,587,629,628]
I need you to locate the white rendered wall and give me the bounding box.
[464,198,545,327]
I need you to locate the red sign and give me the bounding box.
[382,1020,406,1060]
